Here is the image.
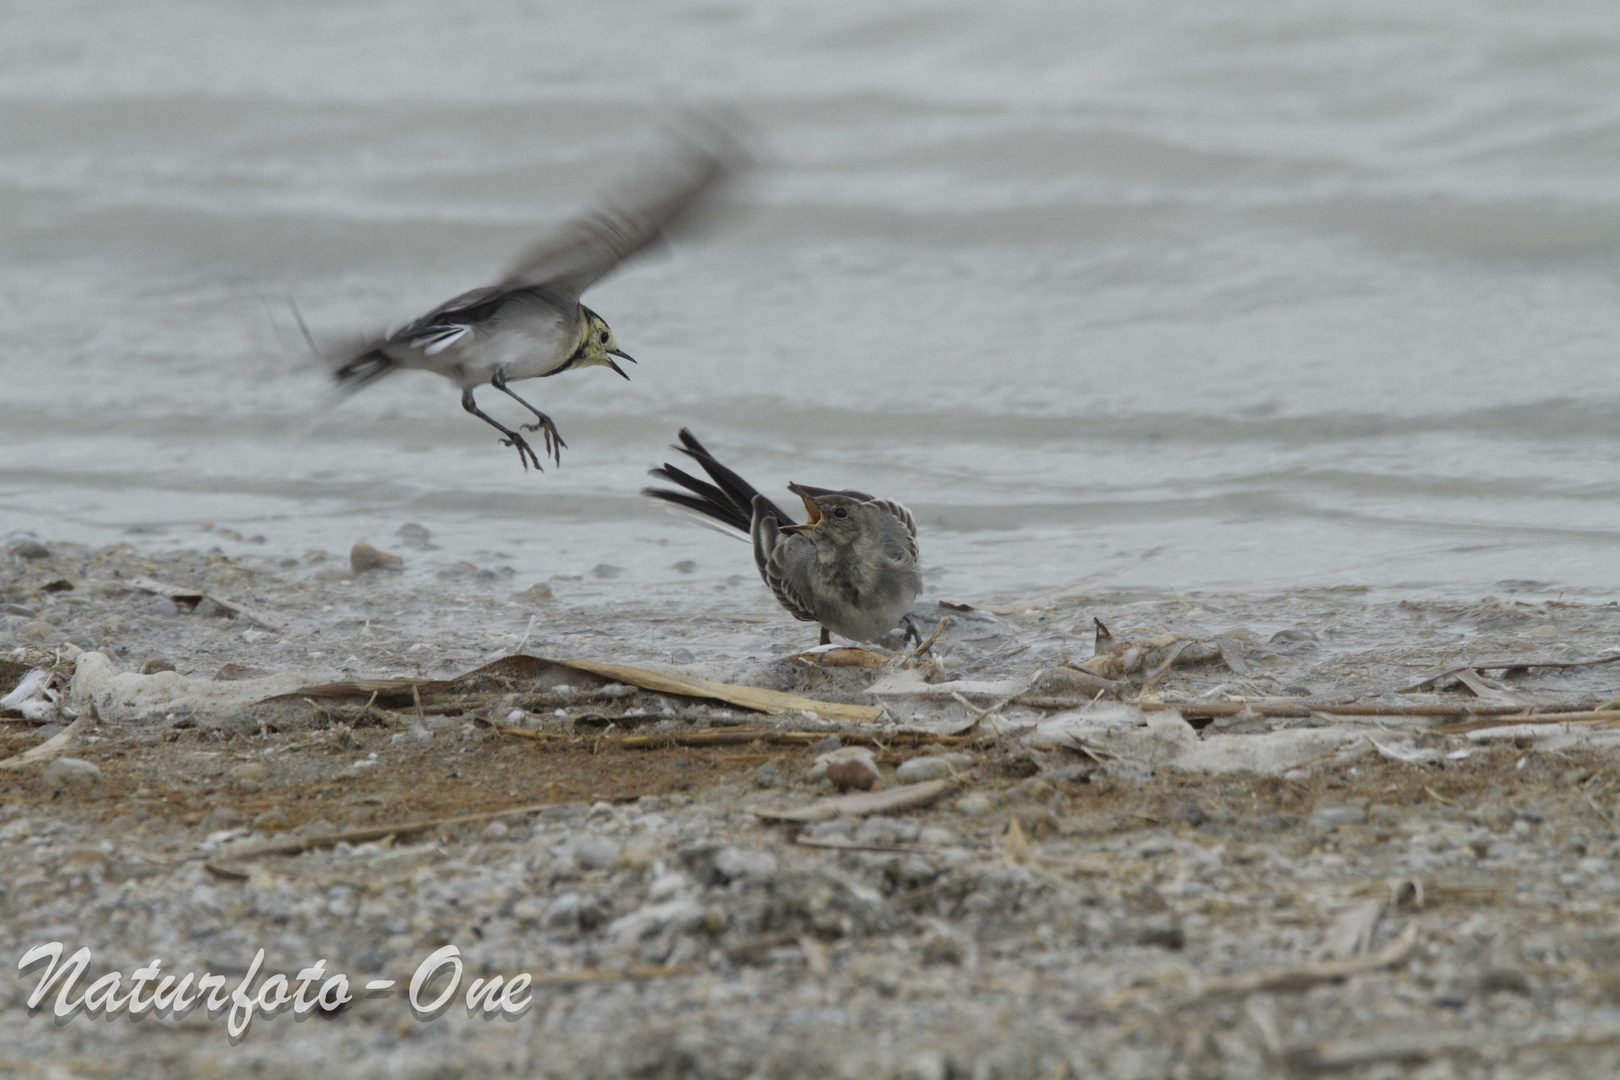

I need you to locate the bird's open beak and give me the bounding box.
[779,482,823,534]
[606,348,636,380]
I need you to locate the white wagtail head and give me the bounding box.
[780,483,872,546]
[578,305,636,380]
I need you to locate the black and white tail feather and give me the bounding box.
[643,429,794,536]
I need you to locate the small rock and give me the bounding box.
[590,563,622,579]
[1173,801,1206,826]
[252,809,290,830]
[0,603,37,617]
[215,663,269,681]
[42,758,101,795]
[1135,921,1186,950]
[671,560,697,574]
[711,847,777,884]
[895,754,972,784]
[34,724,64,741]
[810,746,879,790]
[8,540,50,560]
[616,842,658,871]
[598,682,636,700]
[573,835,618,870]
[826,758,879,791]
[198,806,244,831]
[21,620,55,642]
[1478,968,1531,996]
[756,763,782,789]
[919,923,967,966]
[808,736,842,756]
[955,792,996,816]
[481,821,509,840]
[229,763,268,793]
[350,541,403,573]
[516,583,553,603]
[140,659,176,675]
[543,892,582,929]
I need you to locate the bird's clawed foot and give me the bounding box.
[500,432,546,472]
[520,414,567,466]
[902,616,922,649]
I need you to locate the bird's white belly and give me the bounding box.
[390,300,575,388]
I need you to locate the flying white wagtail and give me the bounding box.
[644,429,923,647]
[325,128,745,471]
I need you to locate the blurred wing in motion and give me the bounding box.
[496,121,750,299]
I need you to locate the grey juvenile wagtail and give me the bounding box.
[644,429,924,647]
[325,127,744,471]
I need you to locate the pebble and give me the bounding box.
[543,892,582,929]
[0,603,36,617]
[481,821,509,840]
[252,809,290,830]
[21,621,54,642]
[516,583,553,603]
[1310,801,1368,829]
[8,540,50,560]
[349,541,403,572]
[573,835,618,870]
[198,806,244,831]
[140,658,177,674]
[895,754,973,784]
[42,758,102,795]
[229,763,268,793]
[810,746,879,790]
[755,763,782,788]
[954,792,997,816]
[1478,968,1531,996]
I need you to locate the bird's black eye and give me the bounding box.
[598,330,610,344]
[833,507,847,519]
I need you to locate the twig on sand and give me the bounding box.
[0,715,89,770]
[755,778,957,823]
[219,799,563,861]
[1430,710,1620,735]
[1178,924,1417,1008]
[1400,653,1620,692]
[481,721,979,750]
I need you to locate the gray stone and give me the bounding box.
[573,835,618,870]
[1310,802,1368,828]
[543,892,582,929]
[198,806,244,831]
[955,792,996,816]
[711,846,777,883]
[229,763,268,793]
[42,758,101,795]
[8,540,50,560]
[895,754,972,784]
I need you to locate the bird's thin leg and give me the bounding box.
[902,616,922,649]
[461,388,543,472]
[819,627,831,647]
[491,370,565,466]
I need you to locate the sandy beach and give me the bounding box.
[6,536,1620,1077]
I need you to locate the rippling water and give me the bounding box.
[4,1,1619,605]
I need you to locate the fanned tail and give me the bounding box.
[643,428,794,534]
[332,348,396,393]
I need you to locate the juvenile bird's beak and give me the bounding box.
[780,482,822,534]
[605,348,635,380]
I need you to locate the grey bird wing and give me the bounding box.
[869,499,920,562]
[751,498,819,624]
[493,128,745,300]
